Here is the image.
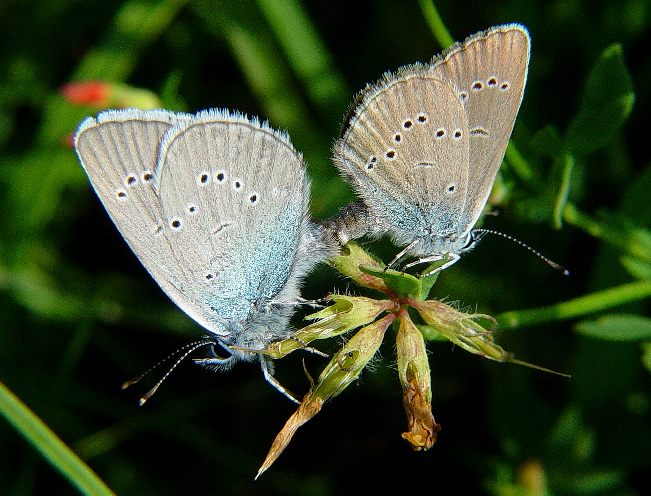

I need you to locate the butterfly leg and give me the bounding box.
[403,252,460,276]
[267,296,325,309]
[296,296,326,308]
[193,356,232,368]
[261,357,301,404]
[286,335,329,358]
[385,239,421,271]
[403,253,443,269]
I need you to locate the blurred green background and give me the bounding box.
[1,0,650,494]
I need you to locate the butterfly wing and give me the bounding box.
[429,24,530,231]
[75,109,323,341]
[73,109,230,332]
[334,70,470,244]
[156,110,315,330]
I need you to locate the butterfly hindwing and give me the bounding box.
[155,111,313,326]
[335,71,470,242]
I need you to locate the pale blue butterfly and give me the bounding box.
[74,108,334,402]
[326,24,530,272]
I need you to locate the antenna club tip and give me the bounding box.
[138,397,148,406]
[121,377,141,389]
[563,269,571,276]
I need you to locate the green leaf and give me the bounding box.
[565,43,635,155]
[563,205,651,263]
[255,0,348,120]
[505,141,536,183]
[498,280,651,329]
[642,342,651,372]
[359,265,422,299]
[418,0,453,48]
[0,381,115,495]
[74,0,189,82]
[561,469,625,494]
[621,255,651,280]
[575,314,651,341]
[547,406,590,459]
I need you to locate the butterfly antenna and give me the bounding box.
[473,228,570,276]
[122,339,215,405]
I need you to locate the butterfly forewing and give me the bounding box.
[74,110,222,322]
[75,110,177,250]
[430,24,530,231]
[156,111,309,324]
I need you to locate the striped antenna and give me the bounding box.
[122,339,216,405]
[473,228,570,276]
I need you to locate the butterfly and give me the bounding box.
[326,24,530,272]
[74,108,334,402]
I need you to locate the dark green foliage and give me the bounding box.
[0,1,649,494]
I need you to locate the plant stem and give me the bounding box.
[419,0,453,48]
[497,280,651,328]
[554,152,574,228]
[563,203,651,262]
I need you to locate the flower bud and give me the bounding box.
[61,81,111,106]
[328,242,390,293]
[258,295,397,359]
[396,314,439,450]
[257,314,395,477]
[312,313,395,400]
[411,299,510,361]
[61,81,161,109]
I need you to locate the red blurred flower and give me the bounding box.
[61,81,110,106]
